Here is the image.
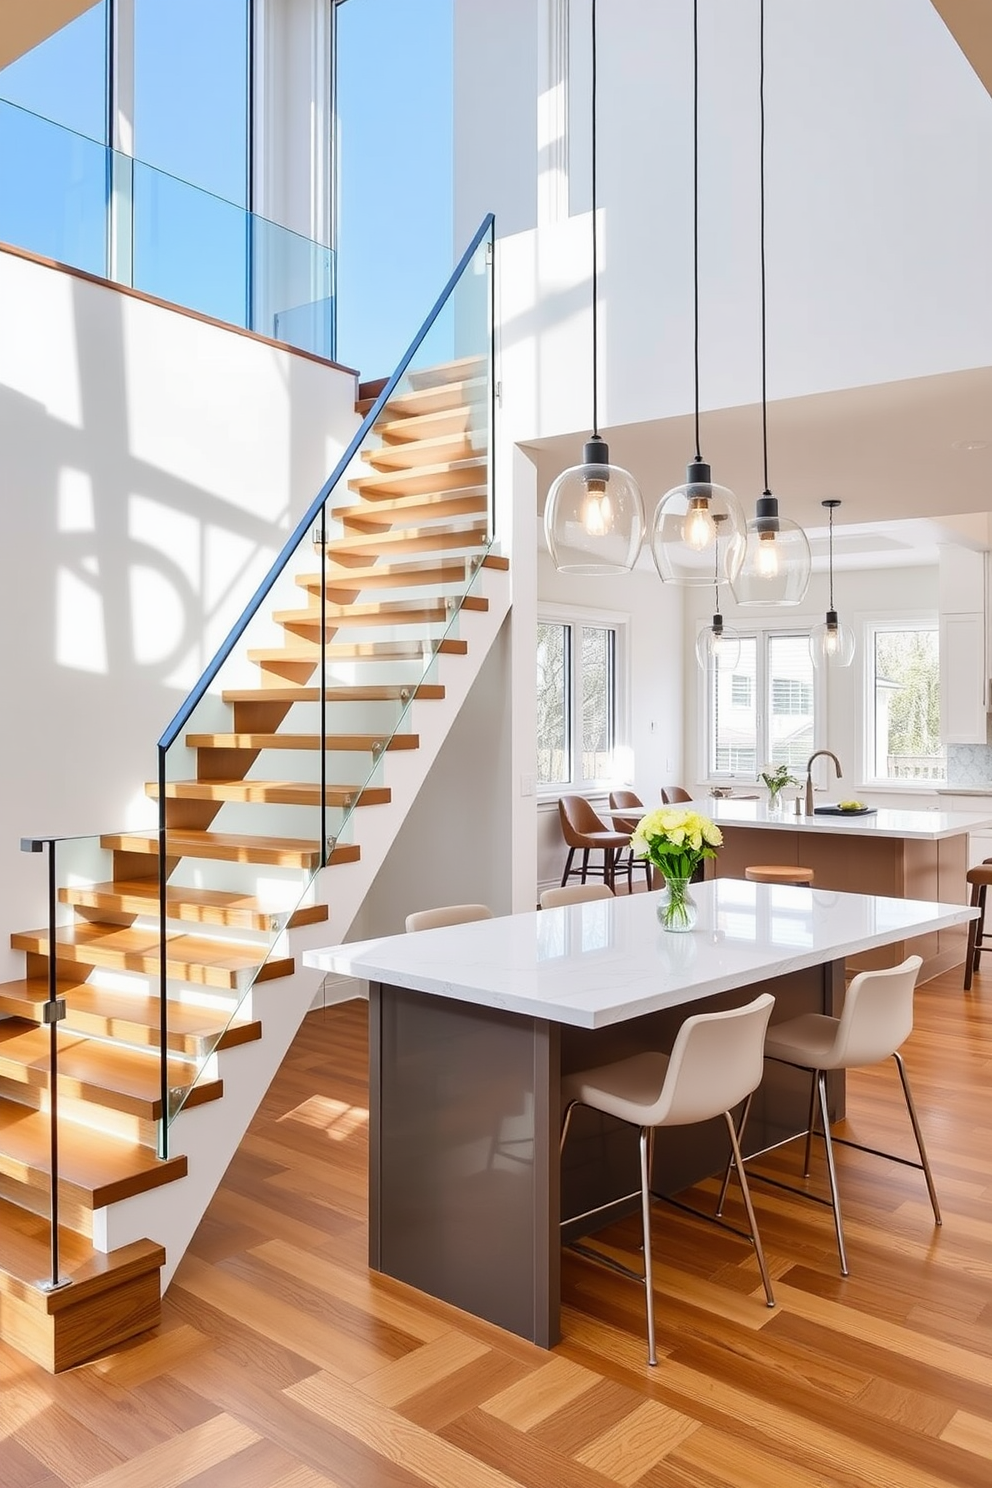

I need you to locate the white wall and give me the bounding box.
[681,562,942,804]
[0,248,359,979]
[536,550,684,892]
[457,0,992,442]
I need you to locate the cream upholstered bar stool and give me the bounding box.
[540,884,614,909]
[744,864,815,888]
[559,992,776,1365]
[405,904,494,932]
[721,954,939,1276]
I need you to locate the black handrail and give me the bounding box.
[156,211,495,754]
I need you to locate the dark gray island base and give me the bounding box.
[367,960,843,1347]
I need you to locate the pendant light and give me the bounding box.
[695,513,741,670]
[544,0,644,575]
[650,0,745,589]
[733,0,811,607]
[810,499,855,667]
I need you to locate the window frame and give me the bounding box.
[698,618,826,785]
[860,611,945,789]
[537,601,631,799]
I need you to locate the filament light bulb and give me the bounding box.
[582,481,613,536]
[682,497,716,551]
[756,532,779,578]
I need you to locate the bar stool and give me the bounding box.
[405,904,493,932]
[540,884,614,909]
[559,992,776,1365]
[557,796,631,892]
[963,861,992,989]
[721,954,939,1276]
[608,789,652,892]
[745,865,815,887]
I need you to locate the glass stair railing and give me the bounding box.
[1,214,498,1243]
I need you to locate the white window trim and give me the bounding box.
[858,609,944,791]
[537,600,631,801]
[695,613,827,786]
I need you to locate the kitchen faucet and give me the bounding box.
[804,750,842,815]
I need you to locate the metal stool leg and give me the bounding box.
[723,1110,775,1307]
[893,1051,942,1225]
[638,1125,657,1366]
[814,1070,849,1276]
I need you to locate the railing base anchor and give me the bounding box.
[36,1276,73,1293]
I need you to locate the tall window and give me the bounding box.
[537,612,625,789]
[866,622,945,783]
[709,632,816,779]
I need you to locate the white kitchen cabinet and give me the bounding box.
[938,548,987,745]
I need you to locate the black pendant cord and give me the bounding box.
[590,0,600,439]
[692,0,701,461]
[759,0,770,498]
[827,504,836,610]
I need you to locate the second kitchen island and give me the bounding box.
[701,798,992,979]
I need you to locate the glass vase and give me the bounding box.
[767,789,783,814]
[657,875,697,932]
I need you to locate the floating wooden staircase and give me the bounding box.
[0,352,508,1369]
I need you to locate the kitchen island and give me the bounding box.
[699,798,992,979]
[304,882,974,1348]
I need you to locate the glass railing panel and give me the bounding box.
[0,100,335,360]
[251,213,335,360]
[0,99,107,274]
[157,216,495,1146]
[132,159,249,329]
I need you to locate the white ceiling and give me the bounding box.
[528,364,992,569]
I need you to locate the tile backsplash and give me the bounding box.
[947,742,992,786]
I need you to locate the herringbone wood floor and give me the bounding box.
[2,965,991,1487]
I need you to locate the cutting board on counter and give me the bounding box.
[814,805,877,816]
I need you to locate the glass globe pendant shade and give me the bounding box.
[810,609,855,668]
[544,435,645,574]
[733,494,812,606]
[695,612,741,671]
[650,460,746,587]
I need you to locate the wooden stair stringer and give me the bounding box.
[94,557,511,1291]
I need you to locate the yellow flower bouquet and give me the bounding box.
[630,807,723,930]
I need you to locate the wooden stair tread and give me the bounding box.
[348,457,487,500]
[378,375,486,420]
[0,1196,164,1311]
[148,780,391,808]
[221,683,444,703]
[376,403,480,444]
[361,430,480,470]
[320,523,489,560]
[295,552,501,597]
[0,980,259,1056]
[247,638,468,663]
[336,488,489,529]
[406,355,487,388]
[60,880,327,931]
[11,922,295,989]
[272,596,487,626]
[0,1098,187,1207]
[185,732,419,752]
[0,1020,220,1118]
[101,829,359,871]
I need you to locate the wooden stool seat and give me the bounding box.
[744,864,815,887]
[963,863,992,989]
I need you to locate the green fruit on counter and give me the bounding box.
[838,800,865,811]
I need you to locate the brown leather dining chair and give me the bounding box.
[557,795,631,892]
[661,785,692,805]
[609,789,652,891]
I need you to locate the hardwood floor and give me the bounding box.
[2,965,991,1486]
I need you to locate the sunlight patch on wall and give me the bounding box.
[57,467,95,530]
[57,561,108,672]
[130,562,185,666]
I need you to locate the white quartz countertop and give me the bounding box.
[696,798,992,839]
[303,882,974,1029]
